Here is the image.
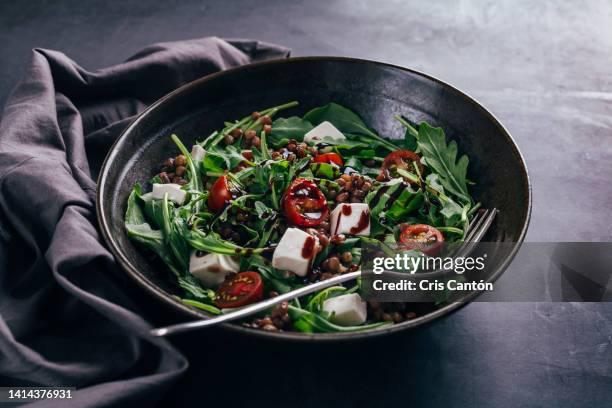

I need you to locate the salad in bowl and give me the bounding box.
[125,101,478,333]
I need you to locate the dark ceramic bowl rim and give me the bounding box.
[96,56,532,341]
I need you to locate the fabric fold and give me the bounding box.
[0,37,290,407]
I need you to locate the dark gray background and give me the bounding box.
[1,0,610,406]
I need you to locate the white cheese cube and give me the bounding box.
[152,183,187,205]
[191,144,206,163]
[189,251,240,287]
[322,293,367,326]
[330,203,370,236]
[272,228,319,277]
[303,121,346,144]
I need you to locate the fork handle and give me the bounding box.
[150,271,361,337]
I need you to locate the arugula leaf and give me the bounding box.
[416,123,471,204]
[176,274,217,302]
[305,286,347,313]
[354,149,377,159]
[201,152,226,174]
[344,157,363,172]
[310,162,340,179]
[304,103,398,151]
[269,116,313,143]
[127,186,221,308]
[180,298,221,315]
[403,128,417,151]
[125,185,181,275]
[187,228,266,256]
[203,144,250,173]
[161,195,190,271]
[288,305,391,333]
[304,102,378,138]
[243,254,299,293]
[254,201,275,219]
[365,179,421,235]
[259,130,272,160]
[171,134,202,194]
[312,137,369,149]
[139,193,165,230]
[395,115,418,151]
[386,189,424,222]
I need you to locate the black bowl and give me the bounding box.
[96,57,531,340]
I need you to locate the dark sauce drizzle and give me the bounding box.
[301,235,316,259]
[349,210,370,234]
[333,204,370,235]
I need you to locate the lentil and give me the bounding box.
[175,155,187,167]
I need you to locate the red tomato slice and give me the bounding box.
[283,178,329,227]
[377,150,424,183]
[208,175,232,212]
[313,152,343,166]
[215,271,263,308]
[399,224,444,256]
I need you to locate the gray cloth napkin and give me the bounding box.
[0,37,290,407]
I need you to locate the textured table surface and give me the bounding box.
[1,1,611,406]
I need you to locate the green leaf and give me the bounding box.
[288,305,391,333]
[259,130,272,161]
[386,189,424,222]
[171,134,202,195]
[176,274,217,301]
[394,115,418,150]
[142,195,169,230]
[424,173,467,231]
[416,123,471,204]
[162,196,190,271]
[201,152,226,173]
[244,254,299,293]
[180,298,221,315]
[313,137,369,149]
[187,228,265,256]
[365,179,419,234]
[305,286,347,313]
[204,144,250,172]
[303,102,378,138]
[344,157,363,172]
[354,149,376,159]
[125,185,181,275]
[303,103,398,151]
[310,162,340,179]
[404,128,418,151]
[269,116,313,143]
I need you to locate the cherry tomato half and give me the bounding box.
[208,175,232,212]
[377,150,424,183]
[283,178,329,227]
[399,224,444,256]
[215,271,263,308]
[313,152,344,166]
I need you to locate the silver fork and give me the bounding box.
[150,208,497,337]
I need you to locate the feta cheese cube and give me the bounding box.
[152,183,187,205]
[189,251,239,287]
[191,144,206,163]
[322,293,367,326]
[330,203,370,236]
[272,228,319,277]
[303,121,346,144]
